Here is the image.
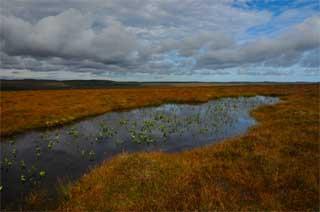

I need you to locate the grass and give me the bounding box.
[1,84,319,211]
[0,85,293,137]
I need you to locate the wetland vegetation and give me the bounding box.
[0,84,319,211]
[0,96,278,209]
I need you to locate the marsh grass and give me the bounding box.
[0,85,306,137]
[56,84,319,211]
[1,84,319,211]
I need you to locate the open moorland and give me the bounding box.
[0,84,311,137]
[1,84,319,211]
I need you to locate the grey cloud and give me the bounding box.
[237,66,293,76]
[1,9,139,65]
[2,0,270,31]
[0,51,129,74]
[195,16,320,70]
[301,48,320,68]
[0,0,272,76]
[0,0,319,79]
[157,31,234,57]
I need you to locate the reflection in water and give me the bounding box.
[0,96,278,208]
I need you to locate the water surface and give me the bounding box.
[0,96,278,208]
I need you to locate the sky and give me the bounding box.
[0,0,319,82]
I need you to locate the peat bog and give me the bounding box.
[0,84,319,211]
[0,96,278,209]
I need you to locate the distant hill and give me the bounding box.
[0,79,142,91]
[0,79,317,91]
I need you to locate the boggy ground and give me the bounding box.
[1,84,319,211]
[0,84,310,137]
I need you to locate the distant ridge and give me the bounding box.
[0,79,140,91]
[0,79,318,91]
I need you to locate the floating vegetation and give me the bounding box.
[88,150,96,161]
[4,157,12,168]
[47,141,54,150]
[39,171,46,177]
[11,148,17,157]
[68,127,79,137]
[119,119,128,126]
[20,160,26,169]
[9,139,15,145]
[35,146,41,159]
[20,175,26,183]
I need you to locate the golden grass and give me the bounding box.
[1,84,319,210]
[56,84,319,211]
[0,85,304,137]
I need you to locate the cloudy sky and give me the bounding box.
[0,0,319,81]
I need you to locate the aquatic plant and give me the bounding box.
[119,119,128,126]
[129,120,136,128]
[199,127,209,134]
[88,150,96,161]
[100,124,117,138]
[20,175,26,183]
[130,131,140,144]
[35,146,41,152]
[154,113,165,121]
[4,157,12,168]
[95,133,104,143]
[36,152,41,158]
[9,139,15,145]
[35,146,41,158]
[20,160,26,169]
[68,127,79,137]
[48,141,54,150]
[12,147,17,157]
[54,133,61,143]
[142,120,155,132]
[39,170,46,177]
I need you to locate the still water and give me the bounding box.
[0,96,278,208]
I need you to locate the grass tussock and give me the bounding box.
[1,84,319,210]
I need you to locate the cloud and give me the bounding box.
[1,9,139,66]
[156,31,234,57]
[195,16,320,70]
[300,48,320,68]
[0,0,319,80]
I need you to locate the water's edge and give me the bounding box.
[0,94,276,139]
